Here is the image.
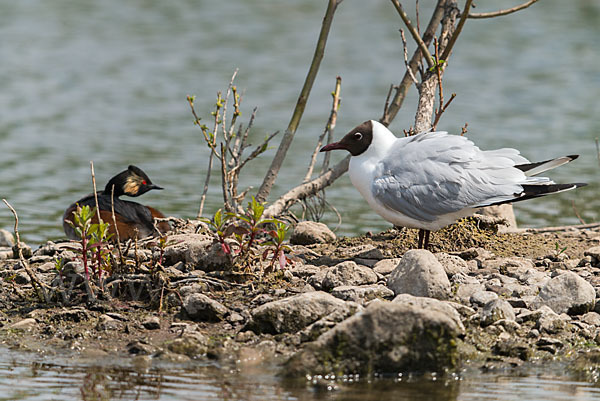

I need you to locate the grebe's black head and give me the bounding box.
[104,165,163,198]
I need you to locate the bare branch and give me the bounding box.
[390,0,434,68]
[221,69,238,143]
[305,76,342,182]
[440,0,473,63]
[469,0,539,19]
[256,0,343,202]
[381,0,446,125]
[264,155,350,218]
[400,29,419,86]
[2,199,48,301]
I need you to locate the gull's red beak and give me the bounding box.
[320,142,346,152]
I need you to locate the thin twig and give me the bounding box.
[2,199,47,302]
[304,76,342,182]
[440,0,473,63]
[595,138,600,167]
[381,0,446,125]
[525,222,600,234]
[390,0,434,68]
[400,29,419,85]
[110,184,125,268]
[256,0,343,202]
[230,131,280,176]
[382,84,397,120]
[461,122,468,136]
[469,0,539,19]
[572,200,586,225]
[90,161,103,226]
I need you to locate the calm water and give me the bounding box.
[1,348,600,401]
[0,0,598,244]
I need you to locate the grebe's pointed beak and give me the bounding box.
[150,184,164,190]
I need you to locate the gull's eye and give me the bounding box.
[354,132,363,141]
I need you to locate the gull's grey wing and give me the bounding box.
[371,132,530,222]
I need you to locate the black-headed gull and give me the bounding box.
[320,120,585,249]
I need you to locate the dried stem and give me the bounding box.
[110,184,125,268]
[390,0,434,68]
[304,76,342,182]
[256,0,343,202]
[2,199,47,302]
[400,29,419,86]
[469,0,539,19]
[571,200,586,225]
[90,161,103,226]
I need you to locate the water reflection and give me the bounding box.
[2,349,600,400]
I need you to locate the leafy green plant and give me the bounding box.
[555,242,568,257]
[262,221,292,273]
[66,204,113,283]
[231,196,279,259]
[88,220,113,282]
[200,208,236,255]
[202,197,292,273]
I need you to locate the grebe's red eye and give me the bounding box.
[142,180,147,185]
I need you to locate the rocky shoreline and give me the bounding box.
[2,217,600,383]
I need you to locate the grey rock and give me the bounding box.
[0,249,12,260]
[298,303,363,343]
[13,242,32,259]
[179,284,209,298]
[445,301,477,318]
[477,204,517,230]
[245,291,357,334]
[183,293,229,322]
[96,314,120,331]
[470,290,498,307]
[142,316,161,330]
[290,264,321,278]
[435,253,469,277]
[533,272,595,315]
[584,246,600,264]
[164,234,231,271]
[5,318,37,331]
[373,258,401,275]
[344,245,386,260]
[387,250,451,299]
[393,293,465,332]
[533,306,567,334]
[166,333,209,358]
[480,299,515,327]
[290,221,336,245]
[127,340,156,355]
[0,229,14,247]
[14,270,30,284]
[311,261,378,291]
[581,311,600,326]
[331,284,395,304]
[285,300,464,376]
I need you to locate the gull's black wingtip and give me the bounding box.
[567,154,579,161]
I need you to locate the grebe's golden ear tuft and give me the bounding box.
[123,174,142,196]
